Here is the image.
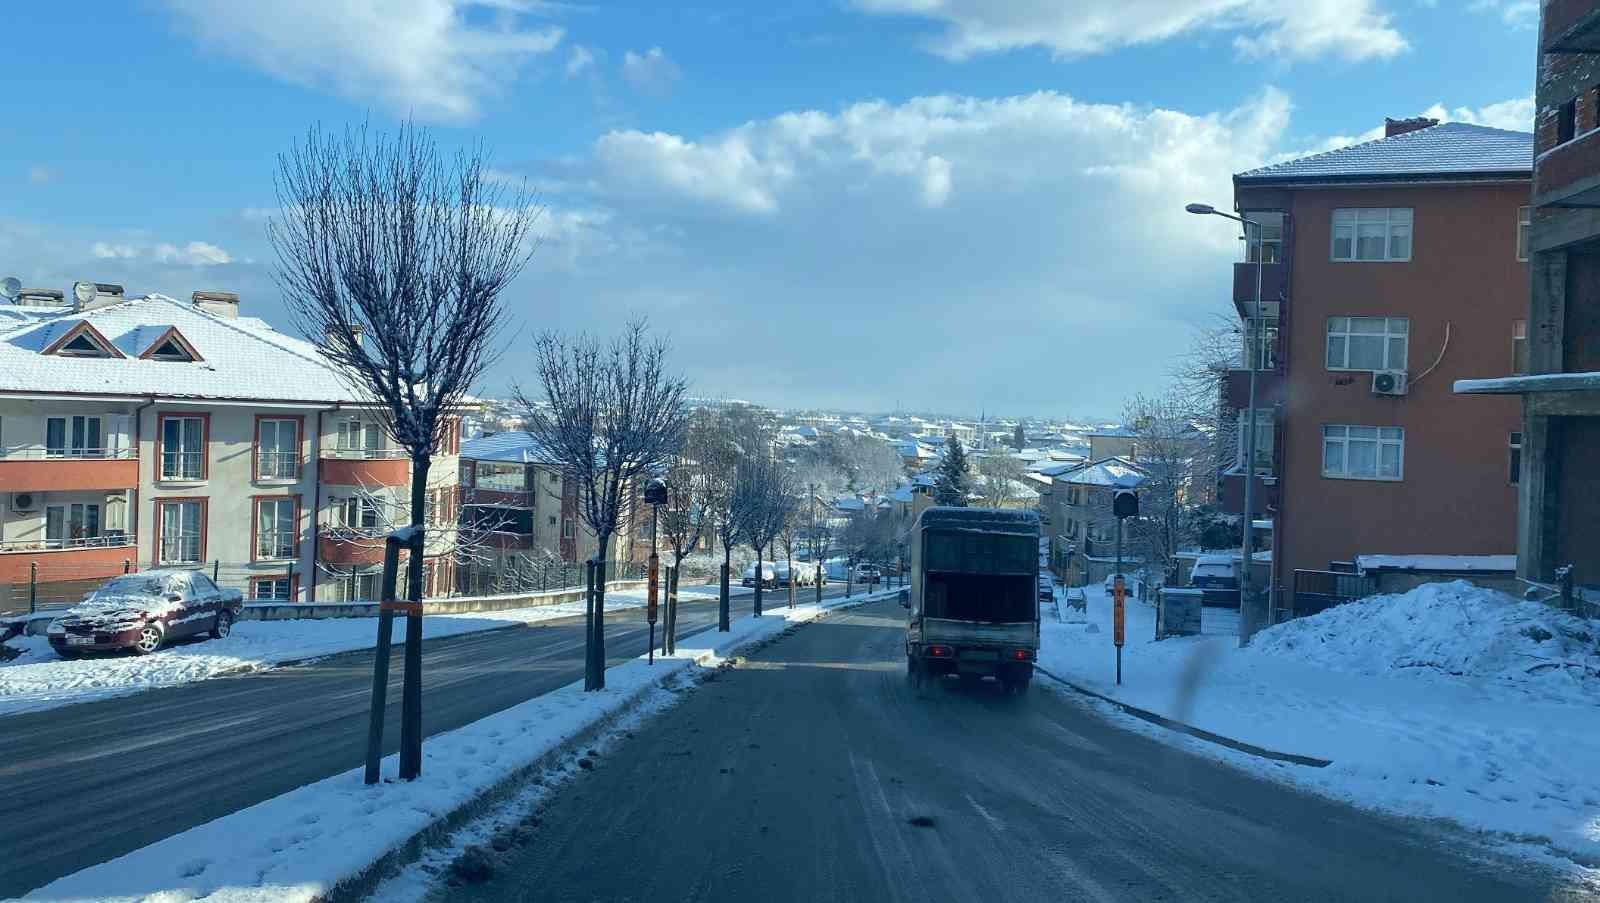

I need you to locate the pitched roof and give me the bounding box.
[460,431,558,465]
[0,294,362,402]
[1053,456,1147,489]
[1235,122,1532,185]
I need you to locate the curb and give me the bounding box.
[320,590,894,903]
[1034,665,1333,768]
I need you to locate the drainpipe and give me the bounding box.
[130,395,157,567]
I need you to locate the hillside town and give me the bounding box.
[2,2,1599,902]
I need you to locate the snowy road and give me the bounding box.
[0,585,854,898]
[431,600,1592,903]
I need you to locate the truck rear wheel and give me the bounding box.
[906,653,923,689]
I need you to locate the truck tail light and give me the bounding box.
[926,645,952,658]
[1011,649,1032,661]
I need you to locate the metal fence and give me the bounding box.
[1290,569,1376,617]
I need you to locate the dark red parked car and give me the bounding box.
[47,569,244,657]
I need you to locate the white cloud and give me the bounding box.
[90,242,138,260]
[564,43,596,78]
[505,88,1291,412]
[160,0,564,122]
[154,241,234,266]
[28,166,56,185]
[1422,95,1536,132]
[849,0,1407,63]
[620,46,681,96]
[1471,0,1538,29]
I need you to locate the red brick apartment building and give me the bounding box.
[1218,119,1532,613]
[1458,0,1600,590]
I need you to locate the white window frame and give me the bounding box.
[336,495,382,532]
[1235,408,1275,475]
[1243,317,1279,371]
[256,498,297,561]
[1512,319,1529,375]
[1331,208,1413,262]
[252,577,293,601]
[1326,317,1409,372]
[46,415,104,459]
[45,502,102,548]
[258,419,300,481]
[1509,431,1523,485]
[1321,425,1405,482]
[158,500,204,564]
[1517,206,1531,262]
[160,416,206,481]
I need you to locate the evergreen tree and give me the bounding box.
[935,436,971,506]
[1012,423,1025,450]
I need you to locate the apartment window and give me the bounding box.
[1517,206,1531,262]
[46,416,103,458]
[252,577,293,601]
[548,515,558,527]
[1236,409,1275,474]
[1559,99,1577,144]
[336,418,383,455]
[1331,208,1412,262]
[1326,317,1409,371]
[1509,432,1523,485]
[562,518,575,539]
[1243,317,1279,371]
[343,570,382,602]
[255,498,297,561]
[257,419,300,480]
[1322,426,1404,481]
[158,500,205,564]
[1244,211,1284,263]
[45,503,101,548]
[337,495,382,531]
[1512,320,1529,375]
[160,415,206,480]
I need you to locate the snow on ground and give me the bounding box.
[0,586,724,718]
[23,588,904,903]
[1039,580,1600,868]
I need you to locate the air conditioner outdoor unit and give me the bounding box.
[11,492,39,513]
[1372,370,1409,396]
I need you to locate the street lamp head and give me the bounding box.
[1184,202,1216,215]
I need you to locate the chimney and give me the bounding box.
[80,283,125,312]
[16,288,66,308]
[192,290,240,319]
[1384,116,1439,138]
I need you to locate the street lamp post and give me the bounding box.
[643,478,668,662]
[1186,202,1266,644]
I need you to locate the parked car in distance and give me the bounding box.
[741,562,778,588]
[1188,555,1240,590]
[1037,575,1054,605]
[1103,572,1144,597]
[854,563,882,584]
[47,569,244,658]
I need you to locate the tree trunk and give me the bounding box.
[753,546,764,617]
[589,534,610,691]
[400,454,429,780]
[787,553,795,608]
[719,543,731,631]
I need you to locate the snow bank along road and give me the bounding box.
[434,600,1591,903]
[0,585,853,898]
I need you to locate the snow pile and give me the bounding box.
[0,588,721,718]
[22,588,901,903]
[1251,580,1599,699]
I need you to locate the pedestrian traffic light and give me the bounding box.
[1113,489,1138,520]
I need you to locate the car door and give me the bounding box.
[185,572,224,634]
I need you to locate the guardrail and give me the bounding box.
[0,447,137,460]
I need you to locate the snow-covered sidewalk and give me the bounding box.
[0,586,726,718]
[1039,581,1600,868]
[22,588,902,903]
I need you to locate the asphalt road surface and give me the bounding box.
[439,600,1593,903]
[0,582,854,898]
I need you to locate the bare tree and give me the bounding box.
[774,491,806,609]
[515,320,688,691]
[270,120,534,779]
[658,410,721,647]
[1122,391,1210,584]
[974,453,1028,508]
[734,453,797,617]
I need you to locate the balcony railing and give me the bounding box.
[257,452,301,481]
[0,533,135,553]
[324,447,409,460]
[0,447,135,460]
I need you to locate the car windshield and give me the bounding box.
[84,576,169,603]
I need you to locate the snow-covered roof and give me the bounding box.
[1455,372,1600,394]
[1236,122,1532,185]
[1356,554,1517,574]
[1053,457,1147,488]
[0,294,363,403]
[460,431,558,465]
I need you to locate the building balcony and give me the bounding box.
[462,487,537,508]
[1233,261,1287,316]
[318,529,387,566]
[0,449,139,493]
[1224,368,1285,409]
[320,449,410,487]
[0,534,137,584]
[1217,469,1277,517]
[483,531,534,551]
[1543,0,1600,51]
[1534,128,1600,209]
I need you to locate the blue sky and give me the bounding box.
[0,1,1538,418]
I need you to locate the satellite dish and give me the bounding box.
[0,277,19,302]
[72,281,97,306]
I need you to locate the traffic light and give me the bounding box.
[1113,489,1138,520]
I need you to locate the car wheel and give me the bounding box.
[209,610,234,639]
[55,647,80,660]
[131,623,165,656]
